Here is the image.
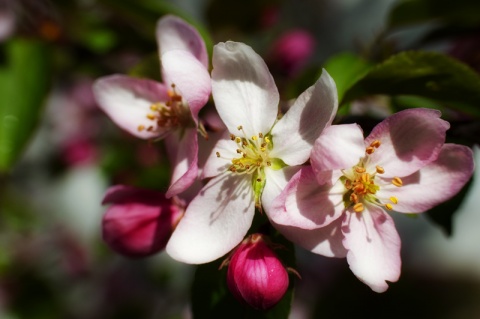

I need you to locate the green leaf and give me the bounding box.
[388,0,480,29]
[0,39,51,172]
[341,51,480,118]
[191,228,296,319]
[323,52,372,105]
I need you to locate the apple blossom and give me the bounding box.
[269,108,474,292]
[93,15,211,197]
[166,41,338,264]
[226,234,289,310]
[102,185,184,258]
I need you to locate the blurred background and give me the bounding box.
[0,0,479,318]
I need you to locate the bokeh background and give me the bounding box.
[1,0,479,318]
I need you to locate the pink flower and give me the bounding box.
[166,41,338,264]
[269,108,474,292]
[93,15,211,197]
[227,234,289,310]
[102,185,184,258]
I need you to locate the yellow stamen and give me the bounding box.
[237,125,243,130]
[353,203,364,213]
[146,113,156,120]
[355,166,366,173]
[385,203,393,210]
[252,135,258,141]
[376,165,385,174]
[390,196,398,204]
[230,134,235,140]
[366,147,375,154]
[137,125,145,132]
[392,177,403,187]
[150,104,158,111]
[235,137,241,143]
[350,193,358,203]
[216,152,220,158]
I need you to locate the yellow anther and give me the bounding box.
[266,161,271,166]
[260,147,266,152]
[355,166,366,173]
[252,135,258,141]
[370,140,381,148]
[167,89,174,98]
[137,125,145,132]
[230,134,235,140]
[237,125,243,130]
[345,179,352,189]
[350,193,359,203]
[235,137,241,143]
[150,104,158,111]
[361,173,370,183]
[366,146,375,154]
[385,203,393,210]
[353,203,364,213]
[216,152,220,158]
[392,177,403,187]
[390,196,398,204]
[376,165,385,174]
[259,133,264,138]
[146,113,156,120]
[265,137,271,144]
[236,149,242,154]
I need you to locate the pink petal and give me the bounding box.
[156,15,208,68]
[212,41,279,137]
[311,124,365,173]
[165,128,199,198]
[342,207,401,293]
[161,50,211,122]
[378,143,474,213]
[166,173,255,264]
[365,108,450,178]
[270,70,338,165]
[93,75,170,139]
[268,166,344,229]
[262,166,300,214]
[271,218,347,257]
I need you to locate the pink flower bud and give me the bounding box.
[102,185,184,258]
[227,234,289,310]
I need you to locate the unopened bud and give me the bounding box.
[101,185,184,258]
[226,234,289,310]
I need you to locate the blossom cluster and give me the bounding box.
[93,15,475,307]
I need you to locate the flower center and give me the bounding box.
[217,126,272,181]
[137,83,193,135]
[341,140,403,213]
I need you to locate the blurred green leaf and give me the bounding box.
[389,0,480,29]
[323,52,372,105]
[191,229,295,319]
[0,39,51,172]
[342,51,480,118]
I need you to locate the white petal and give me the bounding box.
[201,132,238,179]
[270,70,338,165]
[262,166,300,214]
[166,173,255,264]
[271,218,347,257]
[93,75,169,139]
[212,41,279,136]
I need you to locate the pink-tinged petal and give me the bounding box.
[161,50,211,122]
[166,173,255,264]
[311,124,365,174]
[212,41,279,136]
[268,166,344,229]
[365,108,450,178]
[378,144,474,213]
[270,70,338,165]
[202,132,237,179]
[262,166,300,214]
[93,75,170,139]
[342,207,401,293]
[271,218,347,257]
[156,15,208,68]
[102,185,184,258]
[164,128,199,198]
